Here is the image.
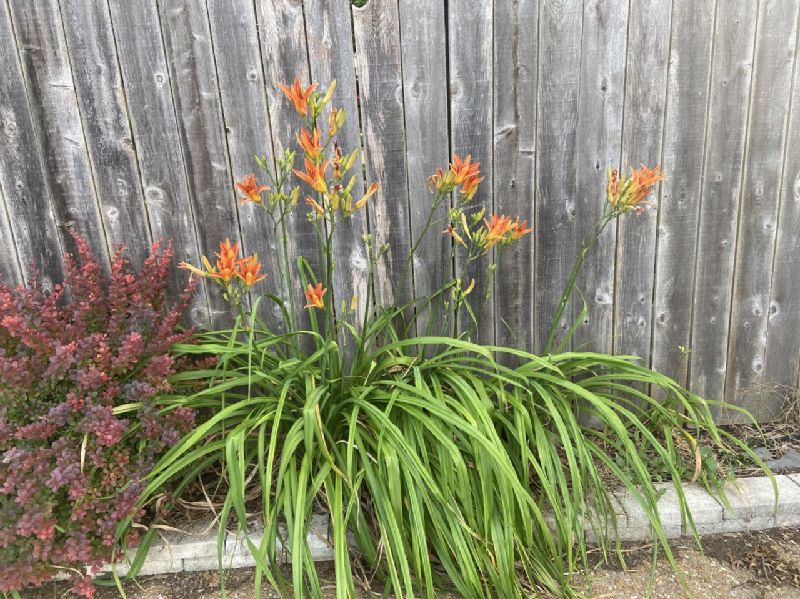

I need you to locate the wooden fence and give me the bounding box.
[0,0,798,421]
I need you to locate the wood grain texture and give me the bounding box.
[0,0,64,287]
[158,0,243,327]
[690,2,758,404]
[493,0,536,354]
[0,176,22,285]
[205,0,280,327]
[399,0,450,337]
[255,0,316,331]
[651,0,716,389]
[764,27,800,397]
[8,0,109,268]
[304,0,370,335]
[534,0,582,353]
[106,0,207,316]
[449,0,494,344]
[572,0,628,355]
[725,0,799,419]
[615,0,672,366]
[59,0,151,268]
[352,0,413,309]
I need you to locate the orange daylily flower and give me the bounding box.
[510,219,532,240]
[460,173,484,201]
[294,158,330,194]
[304,282,327,309]
[279,77,317,117]
[236,174,269,205]
[483,214,515,248]
[237,255,266,287]
[450,154,481,185]
[297,127,323,161]
[208,239,240,282]
[354,182,379,210]
[606,165,665,213]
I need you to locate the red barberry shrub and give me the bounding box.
[0,234,197,597]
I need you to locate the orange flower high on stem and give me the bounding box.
[236,174,269,205]
[279,77,317,117]
[208,238,240,283]
[294,158,330,194]
[510,218,532,240]
[460,172,484,201]
[304,283,327,309]
[450,154,480,185]
[297,127,323,161]
[237,255,267,287]
[606,165,665,214]
[483,214,514,249]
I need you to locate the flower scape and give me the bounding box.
[0,78,767,599]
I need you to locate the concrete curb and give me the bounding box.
[104,474,800,577]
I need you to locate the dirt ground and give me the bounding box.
[22,527,800,599]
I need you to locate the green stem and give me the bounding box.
[544,206,615,354]
[399,192,448,289]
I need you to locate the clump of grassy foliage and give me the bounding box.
[118,79,769,599]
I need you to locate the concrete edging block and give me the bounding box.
[103,474,797,577]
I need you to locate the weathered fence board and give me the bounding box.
[2,1,800,421]
[107,0,207,314]
[449,0,494,344]
[534,0,582,353]
[651,0,716,390]
[493,0,536,355]
[615,0,672,367]
[690,3,758,407]
[8,0,109,268]
[399,0,450,338]
[0,0,65,287]
[352,0,413,309]
[205,0,279,326]
[255,0,316,332]
[726,0,800,420]
[572,0,628,356]
[764,20,800,397]
[59,0,151,268]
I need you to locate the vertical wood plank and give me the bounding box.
[651,0,716,388]
[59,0,151,267]
[449,0,494,344]
[689,3,758,403]
[255,0,317,328]
[725,0,799,419]
[535,0,582,353]
[352,0,413,309]
[157,1,243,327]
[8,0,109,267]
[398,0,450,336]
[765,30,800,398]
[0,0,65,286]
[304,0,370,334]
[106,0,208,317]
[572,0,628,355]
[493,0,536,354]
[0,180,22,285]
[205,0,281,327]
[614,0,672,365]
